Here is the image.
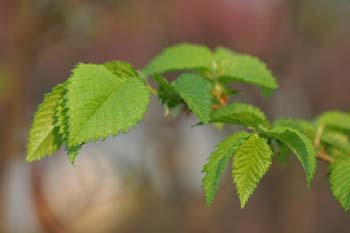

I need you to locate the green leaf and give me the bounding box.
[27,84,64,161]
[217,54,278,94]
[214,47,237,61]
[211,102,270,130]
[232,134,273,208]
[267,126,316,185]
[65,145,82,165]
[153,73,181,108]
[65,62,150,148]
[321,131,350,154]
[327,148,348,159]
[318,111,350,134]
[173,73,212,123]
[275,143,292,165]
[274,118,316,139]
[329,158,350,211]
[202,131,250,206]
[52,84,82,164]
[143,43,213,76]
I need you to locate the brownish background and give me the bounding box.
[0,0,349,232]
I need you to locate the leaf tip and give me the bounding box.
[205,198,213,208]
[25,155,34,163]
[239,197,248,209]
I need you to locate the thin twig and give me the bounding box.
[317,150,334,163]
[312,124,334,163]
[314,124,324,148]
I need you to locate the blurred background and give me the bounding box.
[0,0,350,232]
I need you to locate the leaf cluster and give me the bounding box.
[27,43,350,211]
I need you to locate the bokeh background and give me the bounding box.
[0,0,350,232]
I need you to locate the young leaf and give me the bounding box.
[27,84,64,161]
[321,131,350,154]
[65,62,150,148]
[217,54,278,94]
[143,43,213,76]
[232,134,273,208]
[202,131,250,206]
[318,111,350,134]
[173,73,212,123]
[211,102,270,130]
[153,73,181,108]
[329,158,350,211]
[267,126,316,185]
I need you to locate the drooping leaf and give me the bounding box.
[173,73,212,123]
[232,134,273,208]
[143,43,213,77]
[217,54,278,94]
[65,62,150,149]
[27,84,64,161]
[267,126,316,185]
[211,102,270,130]
[202,131,250,206]
[329,158,350,211]
[318,111,350,134]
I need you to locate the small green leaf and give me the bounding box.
[329,158,350,211]
[153,74,181,108]
[202,131,250,206]
[318,111,350,134]
[65,62,150,148]
[27,84,64,161]
[232,134,273,208]
[143,43,213,76]
[321,131,350,154]
[211,102,270,130]
[267,126,316,186]
[173,73,212,123]
[217,54,278,94]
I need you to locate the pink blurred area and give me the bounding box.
[0,0,349,232]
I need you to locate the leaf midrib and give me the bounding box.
[68,76,130,145]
